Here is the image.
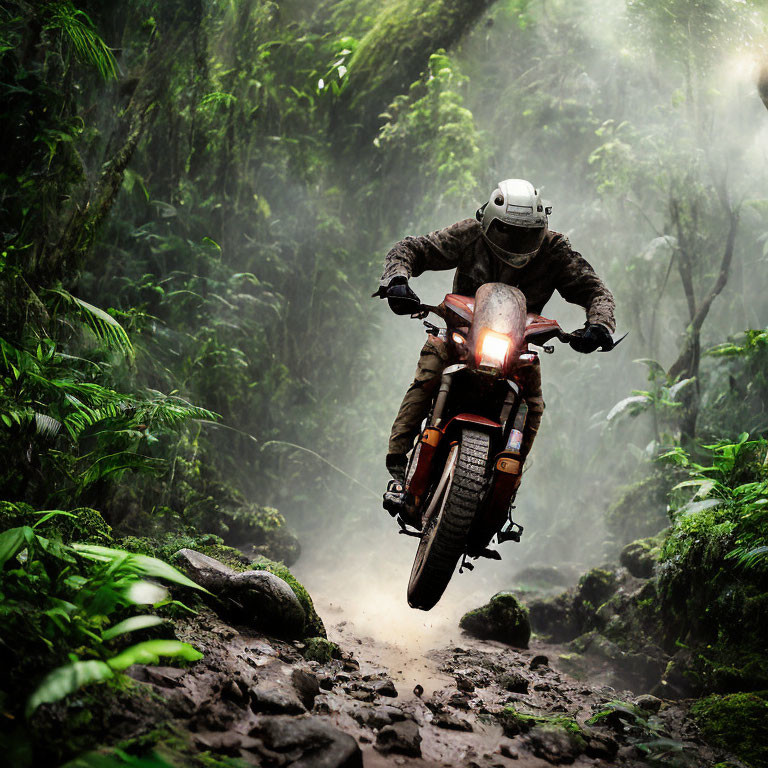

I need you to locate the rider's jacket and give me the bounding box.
[379,218,616,333]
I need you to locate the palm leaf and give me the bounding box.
[48,288,134,357]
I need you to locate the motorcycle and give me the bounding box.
[393,282,623,611]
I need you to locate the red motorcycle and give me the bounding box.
[397,282,622,610]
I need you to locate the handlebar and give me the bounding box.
[411,304,626,353]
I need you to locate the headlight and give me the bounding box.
[478,330,511,371]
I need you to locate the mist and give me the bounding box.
[3,0,768,764]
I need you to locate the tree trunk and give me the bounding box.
[668,202,739,444]
[332,0,496,148]
[34,2,204,289]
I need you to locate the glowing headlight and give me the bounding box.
[478,330,511,370]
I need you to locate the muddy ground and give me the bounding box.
[114,586,726,768]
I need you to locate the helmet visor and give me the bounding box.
[486,219,546,257]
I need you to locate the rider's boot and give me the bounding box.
[383,453,409,517]
[383,453,424,531]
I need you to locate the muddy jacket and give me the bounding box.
[380,218,616,333]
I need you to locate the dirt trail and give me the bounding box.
[300,589,713,767]
[118,530,725,767]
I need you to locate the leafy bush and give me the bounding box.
[654,438,768,691]
[0,519,206,726]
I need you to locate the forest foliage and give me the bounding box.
[1,0,768,764]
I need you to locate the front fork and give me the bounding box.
[480,399,527,544]
[407,372,527,533]
[405,364,465,500]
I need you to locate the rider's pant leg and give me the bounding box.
[520,361,544,464]
[388,336,449,457]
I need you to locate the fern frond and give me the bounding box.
[48,288,134,358]
[78,452,166,488]
[46,2,118,81]
[35,412,62,437]
[134,391,219,431]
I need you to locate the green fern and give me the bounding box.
[45,2,118,81]
[47,288,134,357]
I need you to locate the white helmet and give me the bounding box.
[476,179,551,268]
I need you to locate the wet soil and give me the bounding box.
[121,591,725,768]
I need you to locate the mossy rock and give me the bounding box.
[118,534,324,638]
[620,537,662,579]
[576,568,618,607]
[692,691,768,767]
[459,592,530,648]
[303,637,341,663]
[251,557,325,639]
[0,502,112,544]
[524,723,586,764]
[498,705,583,738]
[527,591,579,643]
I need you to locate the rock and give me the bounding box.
[375,720,422,757]
[620,539,658,579]
[347,688,375,702]
[527,592,580,643]
[250,679,307,715]
[222,678,248,706]
[304,637,341,663]
[349,704,409,729]
[523,724,585,764]
[252,714,362,767]
[174,549,305,637]
[372,678,398,698]
[292,668,320,710]
[633,693,662,713]
[456,674,475,693]
[433,711,473,731]
[248,659,318,715]
[499,671,529,694]
[530,655,549,670]
[576,568,618,607]
[499,740,519,759]
[583,730,619,760]
[459,592,531,648]
[449,692,472,710]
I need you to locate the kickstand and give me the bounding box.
[458,553,475,574]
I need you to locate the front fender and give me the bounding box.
[442,413,502,442]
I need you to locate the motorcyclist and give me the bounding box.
[375,179,616,511]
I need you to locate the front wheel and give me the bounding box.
[407,428,491,610]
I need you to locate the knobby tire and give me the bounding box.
[407,428,491,610]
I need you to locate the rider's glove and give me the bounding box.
[569,323,613,353]
[374,276,421,316]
